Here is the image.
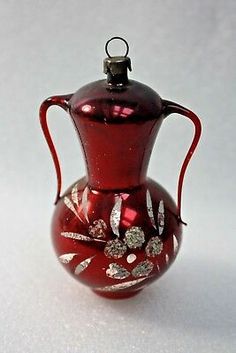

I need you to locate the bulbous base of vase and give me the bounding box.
[51,176,182,298]
[92,288,143,299]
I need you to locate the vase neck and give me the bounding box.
[106,72,129,85]
[75,118,162,191]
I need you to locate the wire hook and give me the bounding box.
[105,37,129,58]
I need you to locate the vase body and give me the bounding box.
[40,40,201,299]
[53,177,181,299]
[51,79,183,299]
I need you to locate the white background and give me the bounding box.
[0,1,235,352]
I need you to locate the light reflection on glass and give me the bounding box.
[81,104,92,113]
[122,207,138,227]
[112,105,134,118]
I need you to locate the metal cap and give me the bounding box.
[103,56,131,75]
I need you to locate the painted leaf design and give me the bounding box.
[106,263,130,280]
[157,200,165,235]
[132,260,154,278]
[64,197,83,222]
[110,196,122,236]
[95,278,147,292]
[71,183,79,206]
[145,236,163,257]
[58,253,78,264]
[61,232,106,243]
[61,232,92,242]
[146,189,157,229]
[173,234,179,255]
[81,186,89,223]
[74,255,95,275]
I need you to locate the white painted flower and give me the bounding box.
[124,226,145,249]
[88,219,107,239]
[104,239,127,259]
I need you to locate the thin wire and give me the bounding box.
[105,37,129,58]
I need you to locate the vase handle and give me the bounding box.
[162,100,202,225]
[39,94,73,205]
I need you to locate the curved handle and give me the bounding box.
[39,94,73,204]
[162,100,202,225]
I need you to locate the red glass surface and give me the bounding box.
[40,75,201,299]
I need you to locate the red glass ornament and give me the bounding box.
[39,37,201,299]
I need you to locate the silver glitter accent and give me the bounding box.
[146,189,157,229]
[58,253,78,264]
[88,219,107,239]
[165,254,169,265]
[64,197,83,222]
[158,200,165,235]
[61,232,92,241]
[126,254,137,264]
[110,196,122,236]
[173,234,178,254]
[106,263,130,280]
[61,232,106,243]
[104,239,127,259]
[71,183,79,206]
[95,278,147,292]
[82,186,89,223]
[124,226,145,249]
[132,260,154,278]
[145,236,163,257]
[74,255,95,275]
